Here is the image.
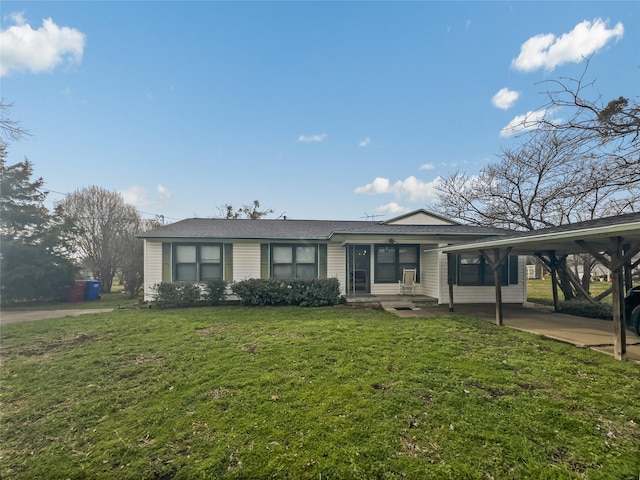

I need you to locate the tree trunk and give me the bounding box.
[557,258,576,301]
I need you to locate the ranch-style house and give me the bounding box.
[140,209,526,304]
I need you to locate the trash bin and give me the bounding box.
[84,280,102,301]
[67,280,87,302]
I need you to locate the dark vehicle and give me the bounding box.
[624,286,640,336]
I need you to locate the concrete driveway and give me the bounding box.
[0,309,114,325]
[383,301,640,363]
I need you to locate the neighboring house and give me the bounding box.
[139,209,526,304]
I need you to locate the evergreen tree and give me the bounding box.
[0,146,77,305]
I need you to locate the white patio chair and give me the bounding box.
[398,268,416,296]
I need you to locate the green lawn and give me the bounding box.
[1,306,639,479]
[527,278,614,305]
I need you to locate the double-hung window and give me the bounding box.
[272,245,317,279]
[374,245,419,283]
[174,244,222,282]
[455,254,518,286]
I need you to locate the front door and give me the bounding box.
[347,245,370,295]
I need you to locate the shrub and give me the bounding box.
[232,278,341,307]
[152,282,202,308]
[558,300,613,320]
[203,279,228,306]
[1,241,77,306]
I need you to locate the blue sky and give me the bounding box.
[2,1,638,223]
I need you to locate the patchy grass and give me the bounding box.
[528,278,613,305]
[1,306,639,479]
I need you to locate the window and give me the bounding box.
[174,244,222,281]
[455,254,518,286]
[374,245,419,283]
[272,244,317,279]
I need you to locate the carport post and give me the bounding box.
[549,252,560,312]
[480,247,511,327]
[610,237,626,361]
[447,253,455,312]
[494,260,503,326]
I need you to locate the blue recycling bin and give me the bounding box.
[84,280,101,301]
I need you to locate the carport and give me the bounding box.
[441,212,640,361]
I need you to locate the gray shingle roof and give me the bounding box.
[139,218,507,241]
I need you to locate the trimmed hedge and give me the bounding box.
[558,300,613,320]
[231,278,341,307]
[152,281,228,308]
[202,279,228,306]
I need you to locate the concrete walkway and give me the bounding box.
[382,301,640,363]
[0,309,114,325]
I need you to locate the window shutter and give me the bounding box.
[260,244,269,279]
[162,243,171,282]
[509,255,519,284]
[318,244,327,278]
[224,244,233,282]
[447,253,458,285]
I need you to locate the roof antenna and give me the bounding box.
[360,212,383,221]
[276,212,288,220]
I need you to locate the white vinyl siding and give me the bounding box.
[232,243,261,281]
[422,246,440,298]
[327,243,346,294]
[144,240,163,301]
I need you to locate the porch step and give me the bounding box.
[379,301,421,312]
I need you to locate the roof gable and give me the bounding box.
[385,209,458,226]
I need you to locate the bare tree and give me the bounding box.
[436,60,639,299]
[119,218,161,299]
[55,186,142,293]
[219,200,274,219]
[0,100,30,146]
[521,58,639,187]
[435,129,639,300]
[436,129,636,229]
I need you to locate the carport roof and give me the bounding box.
[439,212,640,256]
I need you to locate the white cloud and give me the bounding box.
[119,184,171,209]
[491,88,520,110]
[119,186,153,207]
[9,12,26,25]
[374,202,410,215]
[298,133,327,143]
[419,163,435,171]
[355,177,391,195]
[512,18,623,73]
[499,109,553,138]
[355,176,438,202]
[358,137,372,147]
[157,184,171,200]
[0,15,86,76]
